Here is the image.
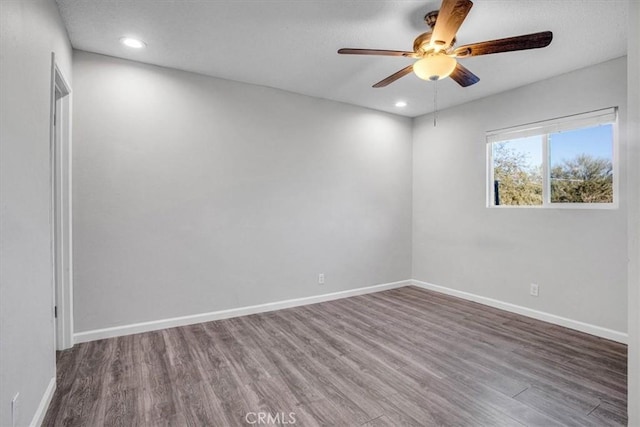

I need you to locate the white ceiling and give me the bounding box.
[56,0,628,118]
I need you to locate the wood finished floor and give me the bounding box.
[43,286,627,426]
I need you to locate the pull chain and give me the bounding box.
[433,79,438,127]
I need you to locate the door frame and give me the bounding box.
[50,53,73,350]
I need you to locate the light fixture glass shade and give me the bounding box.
[413,55,457,81]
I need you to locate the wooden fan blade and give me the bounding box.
[449,63,479,87]
[453,31,553,57]
[373,64,414,88]
[338,48,415,57]
[431,0,474,49]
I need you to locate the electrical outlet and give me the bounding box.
[530,283,539,297]
[11,392,19,427]
[318,273,325,285]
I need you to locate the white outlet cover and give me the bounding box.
[530,283,539,296]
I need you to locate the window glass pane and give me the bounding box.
[492,135,543,206]
[549,124,613,204]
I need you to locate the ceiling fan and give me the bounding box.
[338,0,553,88]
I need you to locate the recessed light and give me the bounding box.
[120,37,146,49]
[395,101,407,108]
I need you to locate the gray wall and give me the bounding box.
[72,51,413,333]
[626,0,640,422]
[412,57,628,334]
[0,0,72,425]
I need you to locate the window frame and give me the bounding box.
[486,107,619,210]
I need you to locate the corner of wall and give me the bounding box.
[0,0,73,425]
[626,0,640,424]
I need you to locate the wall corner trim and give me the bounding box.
[74,279,411,344]
[30,377,56,427]
[411,279,628,344]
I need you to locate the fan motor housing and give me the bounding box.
[413,32,432,53]
[423,10,456,49]
[424,11,439,28]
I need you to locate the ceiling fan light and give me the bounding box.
[413,55,457,81]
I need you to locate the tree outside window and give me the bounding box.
[488,109,616,208]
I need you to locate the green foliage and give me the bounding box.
[550,154,613,203]
[493,143,542,206]
[493,144,613,206]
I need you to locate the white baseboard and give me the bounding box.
[74,279,411,344]
[74,278,627,345]
[411,279,628,344]
[30,376,55,427]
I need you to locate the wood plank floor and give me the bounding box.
[43,286,627,426]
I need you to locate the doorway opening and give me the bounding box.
[50,54,72,350]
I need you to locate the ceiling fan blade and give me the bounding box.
[449,63,479,87]
[373,64,414,88]
[338,48,415,57]
[431,0,474,49]
[453,31,553,57]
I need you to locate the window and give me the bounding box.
[487,108,617,208]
